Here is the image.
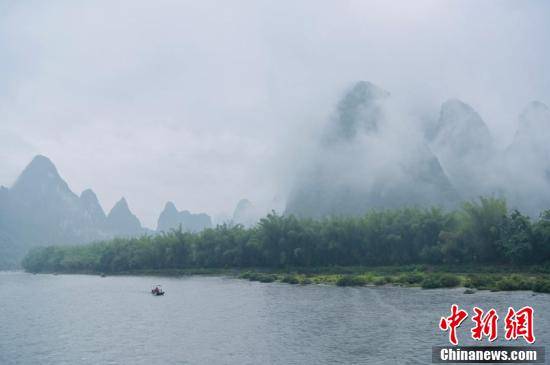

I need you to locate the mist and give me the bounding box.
[1,0,550,227]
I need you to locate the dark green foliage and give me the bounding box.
[498,210,534,264]
[281,275,300,284]
[373,277,387,286]
[439,274,462,287]
[444,197,507,264]
[420,276,441,289]
[238,271,253,279]
[396,272,424,285]
[464,274,497,290]
[532,278,550,293]
[336,275,367,286]
[21,197,550,274]
[495,275,533,291]
[256,274,276,283]
[421,273,461,289]
[242,272,276,283]
[532,211,550,263]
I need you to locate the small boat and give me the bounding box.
[151,285,165,296]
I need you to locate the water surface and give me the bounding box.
[1,272,548,364]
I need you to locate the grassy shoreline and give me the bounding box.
[237,266,550,293]
[28,265,550,293]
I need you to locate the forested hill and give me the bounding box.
[22,197,550,273]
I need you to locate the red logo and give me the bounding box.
[439,304,469,345]
[471,307,499,342]
[439,305,535,345]
[504,306,535,344]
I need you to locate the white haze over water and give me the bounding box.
[1,0,550,227]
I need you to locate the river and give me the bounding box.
[0,271,548,364]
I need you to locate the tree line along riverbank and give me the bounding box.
[21,197,550,293]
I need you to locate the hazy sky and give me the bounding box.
[1,0,549,227]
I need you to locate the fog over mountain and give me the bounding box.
[2,1,550,267]
[157,201,212,233]
[286,81,550,218]
[501,101,550,214]
[2,81,550,267]
[2,1,550,228]
[430,99,496,199]
[0,156,213,267]
[286,81,459,217]
[232,199,259,227]
[0,156,132,266]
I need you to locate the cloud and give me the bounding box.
[1,0,549,226]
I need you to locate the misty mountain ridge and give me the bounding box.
[157,201,212,232]
[106,197,143,236]
[2,81,550,268]
[286,80,550,218]
[328,81,390,141]
[500,100,550,214]
[79,188,107,225]
[287,81,459,217]
[0,155,213,268]
[509,101,550,159]
[232,198,260,227]
[429,98,496,199]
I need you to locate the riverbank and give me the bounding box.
[27,265,550,293]
[237,266,550,293]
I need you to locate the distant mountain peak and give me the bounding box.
[435,99,493,143]
[110,197,130,214]
[1,155,147,268]
[232,199,259,226]
[332,80,389,140]
[14,155,61,183]
[163,201,178,213]
[235,198,252,210]
[348,81,390,100]
[441,98,475,115]
[510,100,550,157]
[12,154,72,195]
[80,189,101,210]
[79,188,106,220]
[524,100,549,111]
[157,201,211,232]
[80,188,98,200]
[107,197,142,235]
[430,99,494,199]
[28,154,57,170]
